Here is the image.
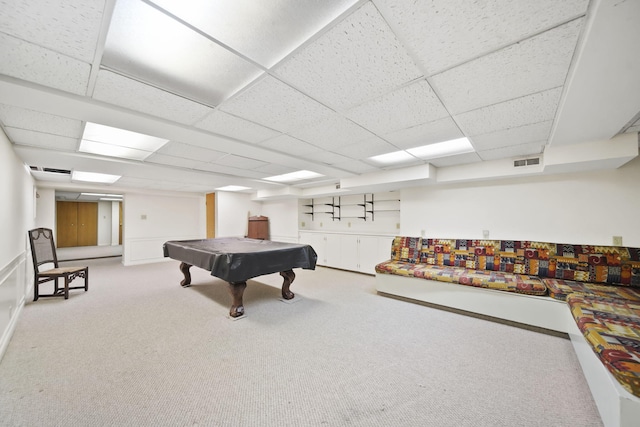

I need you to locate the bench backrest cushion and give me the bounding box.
[390,236,422,263]
[417,238,640,287]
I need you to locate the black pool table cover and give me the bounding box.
[163,237,317,283]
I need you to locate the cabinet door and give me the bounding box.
[357,236,380,274]
[56,201,78,248]
[77,202,98,246]
[299,233,326,266]
[325,234,342,268]
[339,234,359,271]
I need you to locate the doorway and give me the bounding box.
[206,192,215,238]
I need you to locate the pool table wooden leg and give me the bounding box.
[179,262,192,287]
[280,269,295,300]
[228,281,247,318]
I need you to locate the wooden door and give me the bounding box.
[206,193,215,238]
[77,202,98,246]
[56,201,78,248]
[119,202,123,245]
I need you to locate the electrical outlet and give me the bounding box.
[421,229,425,237]
[320,222,323,227]
[396,223,400,229]
[613,235,623,246]
[348,222,351,228]
[483,230,490,238]
[301,221,305,227]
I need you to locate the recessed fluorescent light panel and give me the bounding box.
[72,171,121,184]
[79,122,169,161]
[369,138,475,165]
[407,137,474,160]
[263,170,323,183]
[369,150,415,165]
[215,185,252,192]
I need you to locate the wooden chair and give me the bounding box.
[28,228,89,301]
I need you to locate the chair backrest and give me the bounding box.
[28,228,59,272]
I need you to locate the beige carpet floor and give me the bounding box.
[0,257,603,426]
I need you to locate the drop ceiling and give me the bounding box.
[0,0,638,198]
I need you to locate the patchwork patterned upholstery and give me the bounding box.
[567,294,640,398]
[390,236,422,263]
[545,279,640,302]
[546,244,640,287]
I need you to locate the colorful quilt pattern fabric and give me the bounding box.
[567,294,640,398]
[390,236,422,263]
[375,261,546,295]
[544,279,640,302]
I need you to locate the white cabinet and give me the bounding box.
[299,232,395,274]
[299,232,326,265]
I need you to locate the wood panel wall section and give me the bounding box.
[56,201,98,247]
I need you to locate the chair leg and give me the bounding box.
[64,276,69,299]
[85,268,89,292]
[33,278,39,301]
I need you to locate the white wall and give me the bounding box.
[35,187,55,231]
[97,201,112,246]
[401,157,640,246]
[122,192,205,265]
[261,198,300,243]
[0,129,35,360]
[215,192,262,238]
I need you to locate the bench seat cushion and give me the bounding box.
[545,278,640,302]
[567,294,640,398]
[375,261,547,295]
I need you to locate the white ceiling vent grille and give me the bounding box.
[513,157,540,167]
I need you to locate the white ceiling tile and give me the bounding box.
[274,2,423,110]
[332,138,398,160]
[375,0,589,75]
[289,112,381,150]
[345,80,449,134]
[0,33,90,95]
[470,121,552,151]
[145,153,205,169]
[103,0,264,106]
[429,152,482,168]
[213,154,268,169]
[150,0,359,68]
[195,162,267,178]
[219,76,334,133]
[383,117,463,149]
[5,127,79,151]
[0,105,82,137]
[311,151,352,165]
[92,70,213,125]
[156,141,228,162]
[431,19,584,115]
[252,163,297,176]
[477,142,545,161]
[0,0,105,63]
[455,88,562,137]
[194,110,280,143]
[259,135,322,157]
[331,160,380,174]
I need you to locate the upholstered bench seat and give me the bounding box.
[375,261,547,295]
[545,278,640,302]
[567,294,640,398]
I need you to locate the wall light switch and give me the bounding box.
[301,221,305,227]
[613,235,623,246]
[141,214,147,220]
[483,229,490,238]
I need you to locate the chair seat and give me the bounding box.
[39,266,88,276]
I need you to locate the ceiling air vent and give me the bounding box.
[43,167,71,174]
[514,157,540,167]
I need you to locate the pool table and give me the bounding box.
[163,237,317,317]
